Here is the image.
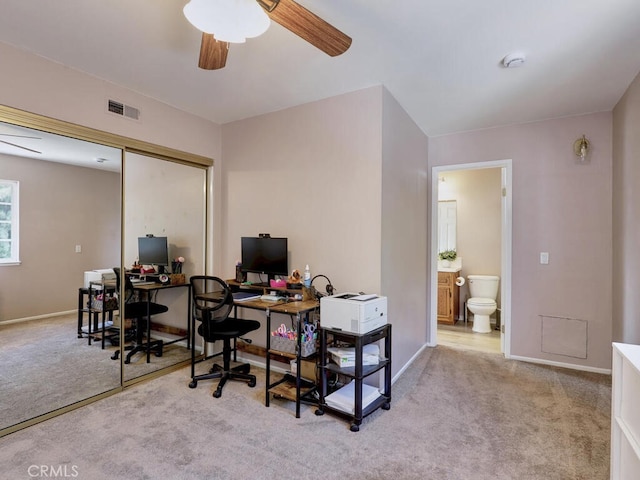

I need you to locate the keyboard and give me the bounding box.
[131,281,155,286]
[260,294,282,302]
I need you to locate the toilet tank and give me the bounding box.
[468,275,500,299]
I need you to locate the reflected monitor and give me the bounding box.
[138,236,169,273]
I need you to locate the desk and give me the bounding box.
[132,282,191,363]
[231,295,319,418]
[189,283,319,417]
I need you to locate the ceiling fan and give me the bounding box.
[184,0,352,70]
[0,133,42,154]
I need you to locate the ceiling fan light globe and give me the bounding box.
[184,0,270,43]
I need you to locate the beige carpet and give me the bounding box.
[0,345,611,480]
[0,314,191,431]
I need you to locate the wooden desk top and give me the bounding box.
[196,290,318,314]
[237,298,319,314]
[133,282,188,291]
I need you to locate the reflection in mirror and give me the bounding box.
[0,121,122,432]
[122,152,206,382]
[438,200,457,254]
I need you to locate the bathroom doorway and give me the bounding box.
[429,160,512,356]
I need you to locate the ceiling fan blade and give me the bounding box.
[0,139,42,154]
[198,33,229,70]
[260,0,351,57]
[0,133,41,139]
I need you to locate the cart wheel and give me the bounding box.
[382,402,391,410]
[188,380,197,389]
[315,409,325,416]
[155,351,163,357]
[350,424,360,432]
[248,379,256,388]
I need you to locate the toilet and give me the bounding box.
[467,275,500,334]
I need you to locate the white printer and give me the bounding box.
[320,293,387,334]
[83,268,116,288]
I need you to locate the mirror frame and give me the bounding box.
[0,104,212,437]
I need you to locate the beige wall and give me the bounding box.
[222,86,429,373]
[221,87,384,350]
[0,43,221,162]
[613,71,640,345]
[381,88,429,369]
[0,154,120,320]
[221,87,384,292]
[430,112,613,370]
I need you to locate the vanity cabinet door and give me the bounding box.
[437,272,458,324]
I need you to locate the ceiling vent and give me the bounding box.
[107,99,140,120]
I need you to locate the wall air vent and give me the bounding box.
[107,99,140,121]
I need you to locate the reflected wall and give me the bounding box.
[122,152,206,382]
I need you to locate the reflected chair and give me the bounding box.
[110,267,167,364]
[189,276,260,398]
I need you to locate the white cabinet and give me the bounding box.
[611,343,640,479]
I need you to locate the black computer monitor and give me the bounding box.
[241,237,288,286]
[138,236,169,273]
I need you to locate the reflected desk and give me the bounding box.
[131,282,191,363]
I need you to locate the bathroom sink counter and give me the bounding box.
[437,267,461,273]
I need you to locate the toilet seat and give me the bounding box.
[467,297,496,308]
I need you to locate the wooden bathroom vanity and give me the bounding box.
[437,271,460,324]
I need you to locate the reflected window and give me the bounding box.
[0,179,19,264]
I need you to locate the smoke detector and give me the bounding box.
[502,52,526,68]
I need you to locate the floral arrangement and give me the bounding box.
[438,249,457,261]
[172,256,185,274]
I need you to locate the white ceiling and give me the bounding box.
[1,0,640,139]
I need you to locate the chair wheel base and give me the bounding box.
[213,390,222,398]
[248,379,256,388]
[189,380,197,389]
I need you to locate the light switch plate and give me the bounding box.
[540,252,549,264]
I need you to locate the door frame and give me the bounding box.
[428,159,512,357]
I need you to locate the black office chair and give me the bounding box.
[188,276,260,398]
[110,267,167,364]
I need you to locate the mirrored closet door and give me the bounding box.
[0,120,122,432]
[122,152,206,382]
[0,107,211,437]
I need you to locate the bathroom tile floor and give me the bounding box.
[438,320,501,354]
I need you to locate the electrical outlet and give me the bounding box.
[540,252,549,264]
[75,245,82,253]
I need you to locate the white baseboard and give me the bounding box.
[391,344,430,384]
[509,354,611,375]
[0,310,75,326]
